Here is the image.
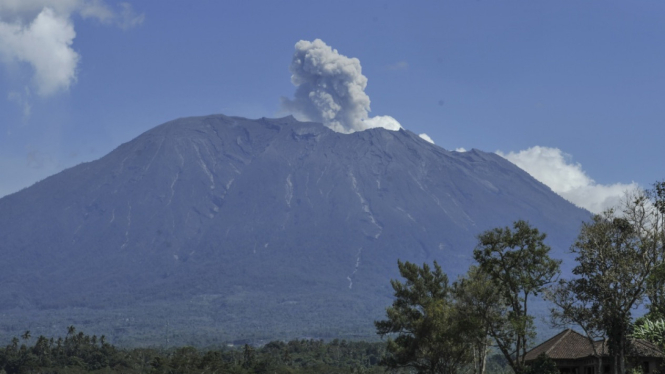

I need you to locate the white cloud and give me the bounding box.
[419,133,434,144]
[497,146,638,214]
[281,39,401,133]
[0,7,79,96]
[0,0,143,97]
[365,115,402,131]
[454,147,467,152]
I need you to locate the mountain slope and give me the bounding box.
[0,114,590,345]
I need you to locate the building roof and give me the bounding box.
[525,329,664,362]
[625,339,664,359]
[525,329,596,361]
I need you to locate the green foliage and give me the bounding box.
[453,266,502,374]
[645,181,665,319]
[632,318,665,348]
[653,180,665,216]
[0,328,390,374]
[523,353,558,374]
[645,263,665,321]
[372,222,561,374]
[0,327,123,374]
[473,220,561,374]
[548,187,665,374]
[375,260,473,374]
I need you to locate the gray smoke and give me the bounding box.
[281,39,401,134]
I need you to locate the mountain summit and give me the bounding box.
[0,114,589,345]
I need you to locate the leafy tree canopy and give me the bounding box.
[474,220,561,374]
[375,260,472,374]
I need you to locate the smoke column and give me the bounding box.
[281,39,401,133]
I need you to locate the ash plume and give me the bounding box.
[281,39,401,134]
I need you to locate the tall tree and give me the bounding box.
[453,266,502,374]
[547,188,665,374]
[473,220,561,374]
[375,260,472,374]
[645,181,665,318]
[547,273,607,374]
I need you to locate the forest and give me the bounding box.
[0,326,515,374]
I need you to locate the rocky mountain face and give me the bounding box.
[0,114,590,345]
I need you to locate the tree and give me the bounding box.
[547,189,665,374]
[644,181,665,318]
[375,260,472,374]
[547,277,607,374]
[453,266,503,374]
[242,344,255,369]
[645,263,665,320]
[473,220,561,374]
[523,353,559,374]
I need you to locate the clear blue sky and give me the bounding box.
[1,1,663,206]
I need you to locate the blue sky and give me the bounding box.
[0,1,663,213]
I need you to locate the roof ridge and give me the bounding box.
[524,328,574,360]
[633,338,664,353]
[544,329,571,356]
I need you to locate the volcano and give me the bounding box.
[0,114,589,345]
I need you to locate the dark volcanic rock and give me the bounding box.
[0,114,590,345]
